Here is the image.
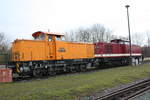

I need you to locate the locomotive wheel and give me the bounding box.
[80,65,87,72]
[33,68,43,77]
[48,68,56,76]
[70,66,77,72]
[69,67,75,72]
[76,66,81,72]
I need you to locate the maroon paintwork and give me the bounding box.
[94,39,142,58]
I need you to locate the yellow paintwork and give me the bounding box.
[12,31,94,61]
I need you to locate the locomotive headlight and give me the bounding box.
[20,67,23,72]
[45,65,48,68]
[20,66,30,72]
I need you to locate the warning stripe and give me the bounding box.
[95,53,142,57]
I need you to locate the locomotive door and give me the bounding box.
[47,35,56,60]
[121,45,126,53]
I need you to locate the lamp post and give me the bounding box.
[125,5,132,65]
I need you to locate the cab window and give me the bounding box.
[61,36,65,41]
[48,35,53,41]
[56,36,61,41]
[34,33,45,40]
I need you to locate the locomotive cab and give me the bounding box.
[32,31,65,42]
[111,39,129,44]
[32,31,66,60]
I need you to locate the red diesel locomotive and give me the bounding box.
[94,39,142,67]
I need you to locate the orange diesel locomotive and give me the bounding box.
[11,31,94,76]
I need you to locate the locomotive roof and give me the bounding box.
[111,39,129,43]
[32,31,64,37]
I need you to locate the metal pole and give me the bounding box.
[125,5,132,65]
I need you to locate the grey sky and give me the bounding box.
[0,0,150,42]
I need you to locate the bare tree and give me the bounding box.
[131,32,144,46]
[146,31,150,46]
[65,30,77,42]
[76,28,91,42]
[0,32,9,53]
[90,24,113,42]
[91,24,105,42]
[136,31,150,57]
[142,31,150,57]
[66,24,113,43]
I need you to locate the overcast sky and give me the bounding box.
[0,0,150,42]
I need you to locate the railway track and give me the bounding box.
[95,77,150,100]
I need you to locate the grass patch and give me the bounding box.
[1,63,150,100]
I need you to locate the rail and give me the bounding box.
[95,78,150,100]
